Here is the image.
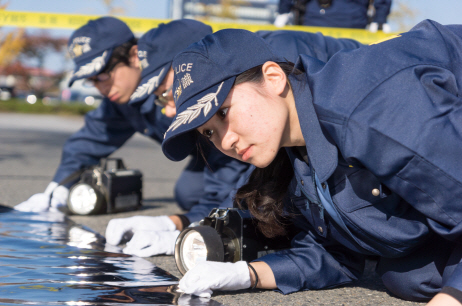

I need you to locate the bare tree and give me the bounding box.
[0,0,25,67]
[101,0,126,15]
[17,32,68,98]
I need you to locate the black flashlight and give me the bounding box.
[175,208,295,275]
[67,158,142,215]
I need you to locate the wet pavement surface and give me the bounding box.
[0,205,221,305]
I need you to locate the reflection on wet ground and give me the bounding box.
[0,205,222,306]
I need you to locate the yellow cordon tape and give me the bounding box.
[0,10,396,44]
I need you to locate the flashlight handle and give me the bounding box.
[57,169,86,186]
[100,158,126,171]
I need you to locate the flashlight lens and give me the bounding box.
[181,231,207,271]
[68,184,98,215]
[175,226,225,275]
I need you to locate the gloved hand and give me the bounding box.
[369,22,391,33]
[179,261,251,298]
[122,230,180,257]
[15,182,69,213]
[381,23,391,33]
[274,13,291,27]
[368,22,379,33]
[105,215,176,245]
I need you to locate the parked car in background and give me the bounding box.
[0,75,16,101]
[60,71,103,107]
[0,86,14,101]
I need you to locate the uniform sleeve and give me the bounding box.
[278,0,293,14]
[258,31,362,64]
[311,21,462,242]
[373,0,392,24]
[443,262,462,296]
[52,99,136,187]
[341,64,462,241]
[184,147,250,223]
[320,34,363,59]
[256,230,365,294]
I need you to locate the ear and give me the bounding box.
[261,61,287,96]
[128,45,140,69]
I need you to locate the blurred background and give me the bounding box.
[0,0,460,115]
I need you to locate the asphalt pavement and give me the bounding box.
[0,113,426,306]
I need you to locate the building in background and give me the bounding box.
[170,0,278,24]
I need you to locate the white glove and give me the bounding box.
[274,13,291,27]
[382,23,391,33]
[179,261,251,298]
[123,230,180,257]
[368,22,379,33]
[15,182,69,213]
[105,215,176,245]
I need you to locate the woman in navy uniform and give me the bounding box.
[162,20,462,305]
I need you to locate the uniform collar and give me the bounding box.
[289,61,338,183]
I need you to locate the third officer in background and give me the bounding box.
[275,0,392,33]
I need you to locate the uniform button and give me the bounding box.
[372,188,380,196]
[144,128,149,134]
[318,226,323,233]
[321,183,326,189]
[320,9,325,14]
[301,180,304,186]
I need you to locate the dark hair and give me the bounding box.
[233,62,299,238]
[235,149,294,238]
[104,37,138,69]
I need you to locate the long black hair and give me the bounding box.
[104,37,138,70]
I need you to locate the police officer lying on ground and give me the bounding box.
[103,19,363,257]
[162,20,462,305]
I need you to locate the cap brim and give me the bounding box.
[162,76,236,161]
[68,49,113,87]
[129,63,170,104]
[139,94,156,114]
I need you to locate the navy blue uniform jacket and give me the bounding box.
[53,31,362,223]
[279,0,392,28]
[258,20,462,294]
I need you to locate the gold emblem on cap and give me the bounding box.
[174,83,182,101]
[72,44,83,57]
